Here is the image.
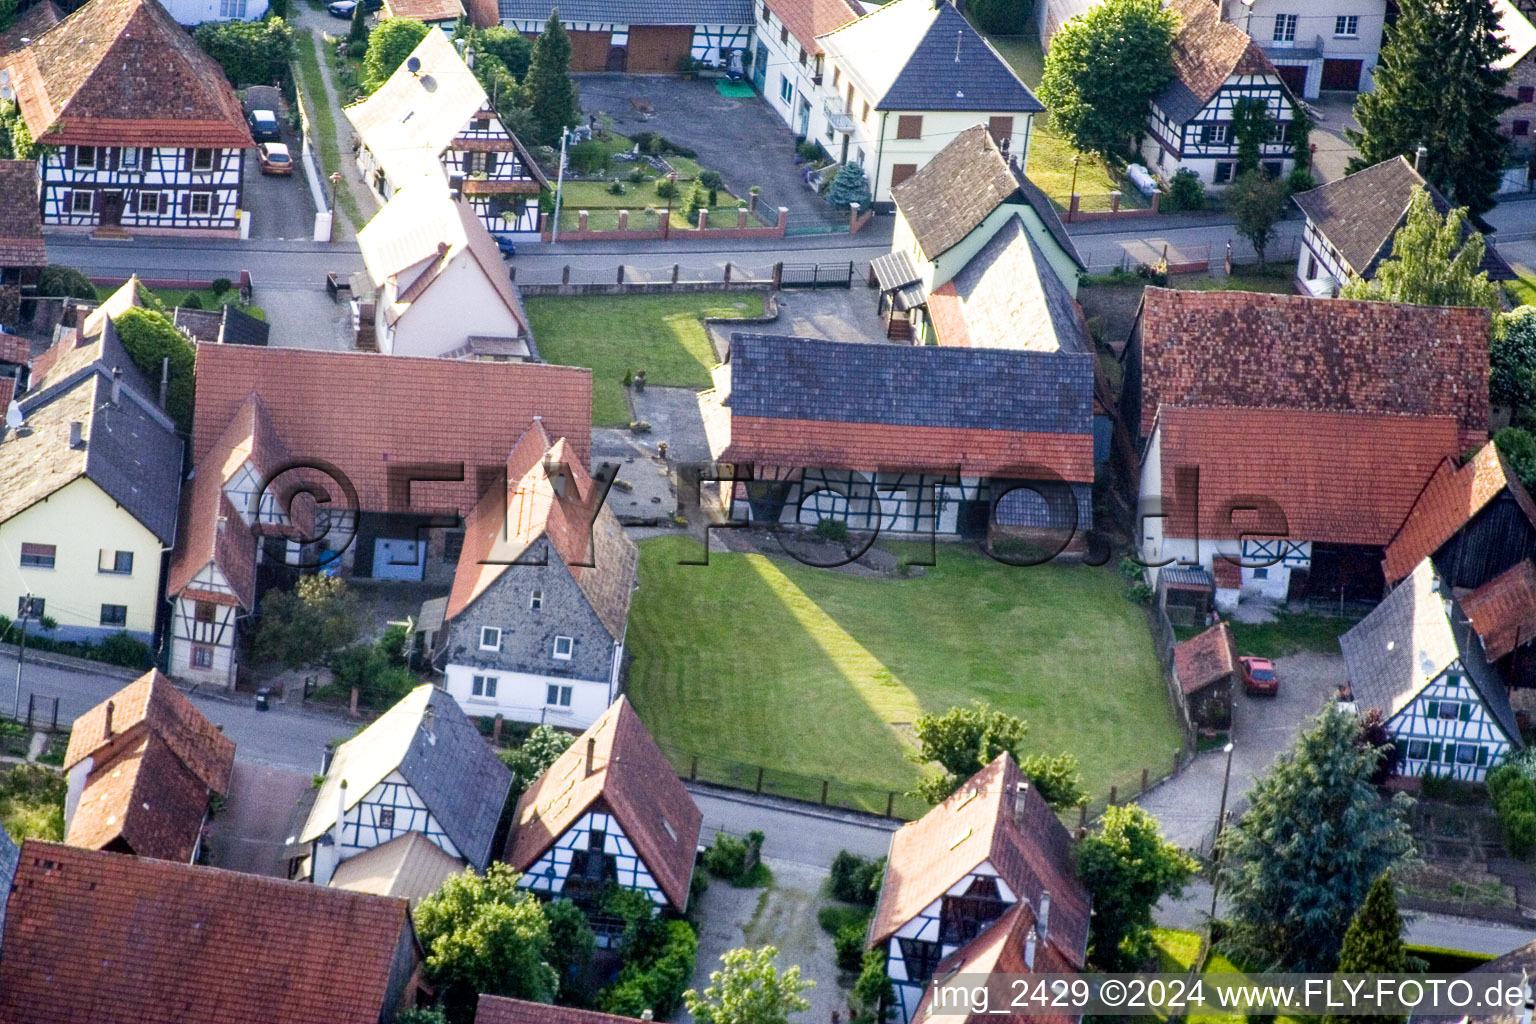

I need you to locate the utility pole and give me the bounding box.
[12,595,30,722]
[550,125,569,243]
[1207,741,1236,921]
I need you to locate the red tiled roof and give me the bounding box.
[766,0,859,54]
[64,730,213,862]
[383,0,461,19]
[1463,559,1536,660]
[724,417,1094,482]
[507,697,702,912]
[869,755,1090,972]
[0,841,416,1024]
[1174,620,1237,695]
[446,422,638,640]
[0,1,61,56]
[64,669,235,795]
[908,901,1081,1024]
[0,375,12,412]
[0,160,43,267]
[465,0,497,27]
[927,280,970,347]
[1155,407,1461,546]
[0,332,28,365]
[1136,289,1491,449]
[190,346,591,516]
[1166,0,1278,107]
[1382,444,1536,584]
[477,996,643,1024]
[4,0,253,148]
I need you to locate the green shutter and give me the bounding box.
[1460,702,1471,722]
[1426,700,1439,718]
[1445,743,1458,764]
[1430,741,1442,762]
[1478,747,1489,766]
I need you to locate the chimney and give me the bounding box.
[1014,780,1031,825]
[1415,145,1427,172]
[110,366,121,405]
[333,778,348,852]
[1037,891,1051,947]
[585,736,596,777]
[68,421,83,449]
[103,700,114,739]
[1023,925,1038,971]
[159,357,170,410]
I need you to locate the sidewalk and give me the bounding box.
[290,7,378,239]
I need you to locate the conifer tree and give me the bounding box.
[823,161,870,210]
[1349,0,1514,216]
[526,10,580,146]
[1323,872,1407,1024]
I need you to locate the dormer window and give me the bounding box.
[553,635,573,660]
[474,116,491,131]
[480,626,501,651]
[530,590,543,610]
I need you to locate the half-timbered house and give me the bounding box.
[1125,288,1491,607]
[506,697,702,932]
[345,29,547,235]
[492,0,751,72]
[866,754,1090,1024]
[704,334,1095,539]
[1141,0,1298,188]
[1342,559,1522,782]
[297,684,513,885]
[3,0,254,237]
[435,421,638,730]
[62,670,236,863]
[1292,159,1514,297]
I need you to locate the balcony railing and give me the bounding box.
[824,101,855,134]
[1259,33,1324,61]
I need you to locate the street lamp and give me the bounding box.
[1207,741,1236,921]
[1070,154,1081,198]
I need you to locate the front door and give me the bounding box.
[752,42,767,92]
[796,97,811,137]
[100,191,123,226]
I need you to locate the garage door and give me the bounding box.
[1275,64,1307,96]
[626,25,695,74]
[568,30,611,72]
[1322,58,1362,91]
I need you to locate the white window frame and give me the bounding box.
[472,674,498,698]
[1407,739,1430,761]
[188,192,214,216]
[530,590,543,610]
[1201,124,1229,145]
[546,683,572,707]
[479,626,501,651]
[74,145,97,170]
[191,148,216,172]
[553,635,574,660]
[70,191,94,214]
[1273,13,1297,41]
[135,191,162,215]
[120,147,141,170]
[99,603,127,627]
[778,74,792,105]
[1334,14,1358,37]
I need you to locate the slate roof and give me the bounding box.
[0,349,182,544]
[1341,559,1521,743]
[329,830,466,906]
[191,345,591,515]
[478,997,644,1024]
[302,685,513,872]
[1174,620,1237,696]
[4,0,254,147]
[357,174,531,334]
[1155,0,1282,124]
[1134,288,1491,449]
[1154,406,1461,546]
[765,0,859,54]
[818,0,1041,113]
[0,841,416,1024]
[927,215,1090,352]
[1462,559,1536,661]
[1382,444,1536,584]
[891,124,1080,265]
[446,422,638,641]
[0,159,44,267]
[217,305,270,346]
[868,754,1090,971]
[498,0,752,24]
[1292,158,1515,281]
[508,697,702,912]
[64,670,235,794]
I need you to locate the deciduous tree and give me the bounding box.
[194,18,296,88]
[1037,0,1178,156]
[1348,0,1513,216]
[909,701,1085,809]
[498,724,575,796]
[361,18,430,93]
[684,946,813,1024]
[1076,804,1198,970]
[111,307,194,432]
[413,865,558,1024]
[1495,307,1536,413]
[252,575,363,670]
[525,10,579,145]
[1218,704,1412,971]
[1339,188,1500,312]
[1227,170,1289,266]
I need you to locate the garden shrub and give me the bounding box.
[699,169,723,191]
[1125,581,1154,605]
[654,178,680,200]
[211,277,234,296]
[1164,169,1205,211]
[40,265,96,300]
[701,829,764,884]
[194,19,295,89]
[1287,167,1316,194]
[828,851,884,905]
[814,519,850,543]
[181,291,204,310]
[627,168,647,183]
[568,141,608,174]
[598,919,698,1018]
[608,180,625,195]
[835,922,868,972]
[97,632,152,670]
[1489,762,1536,858]
[851,948,893,1024]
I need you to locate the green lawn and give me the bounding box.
[292,30,365,233]
[1507,263,1536,307]
[1170,265,1296,294]
[96,284,267,320]
[524,294,763,425]
[628,537,1181,816]
[1153,929,1305,1024]
[0,762,65,842]
[556,179,747,232]
[1176,611,1355,659]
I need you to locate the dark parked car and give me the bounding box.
[247,109,280,143]
[495,235,517,258]
[328,0,382,16]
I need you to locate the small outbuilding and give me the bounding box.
[1173,620,1238,731]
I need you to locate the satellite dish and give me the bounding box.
[4,400,22,430]
[406,56,421,74]
[420,74,437,92]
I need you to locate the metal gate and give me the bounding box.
[779,261,854,289]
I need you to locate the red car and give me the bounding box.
[1239,656,1279,696]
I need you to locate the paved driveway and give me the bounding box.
[243,113,319,241]
[1137,651,1347,852]
[574,74,845,229]
[1306,92,1363,185]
